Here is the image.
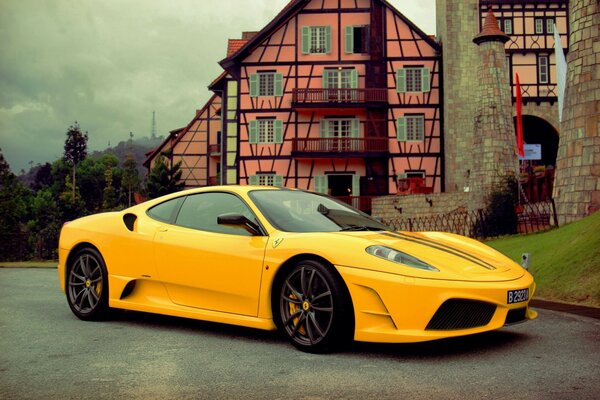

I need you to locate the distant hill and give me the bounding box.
[18,136,164,188]
[90,135,164,179]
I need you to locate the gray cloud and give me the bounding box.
[0,0,435,173]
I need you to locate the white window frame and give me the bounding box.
[535,18,544,34]
[258,73,274,96]
[258,119,275,143]
[538,55,549,84]
[405,68,423,93]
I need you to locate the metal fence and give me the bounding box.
[0,232,58,262]
[384,200,558,239]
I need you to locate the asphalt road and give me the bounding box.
[1,268,599,400]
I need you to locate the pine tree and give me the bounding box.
[122,133,140,207]
[145,155,184,199]
[63,122,88,202]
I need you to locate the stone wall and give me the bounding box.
[436,0,480,193]
[372,192,470,222]
[553,0,600,224]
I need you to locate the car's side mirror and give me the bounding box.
[217,213,262,236]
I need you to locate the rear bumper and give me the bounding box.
[336,265,537,343]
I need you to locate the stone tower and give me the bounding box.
[436,0,481,193]
[469,9,519,208]
[553,0,600,224]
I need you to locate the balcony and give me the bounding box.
[292,88,388,108]
[291,137,389,158]
[208,144,221,156]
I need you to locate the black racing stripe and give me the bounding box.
[380,232,496,270]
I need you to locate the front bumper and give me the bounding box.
[336,265,537,343]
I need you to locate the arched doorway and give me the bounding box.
[517,115,559,167]
[515,115,559,203]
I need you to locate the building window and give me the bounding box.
[497,18,512,35]
[320,118,360,151]
[546,19,555,34]
[396,67,430,93]
[396,115,425,142]
[535,18,544,34]
[538,55,549,84]
[344,25,369,54]
[534,18,555,35]
[249,119,283,144]
[301,26,332,54]
[249,72,283,97]
[249,174,283,187]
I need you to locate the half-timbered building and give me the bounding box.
[145,0,569,212]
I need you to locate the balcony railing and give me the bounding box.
[292,88,387,105]
[292,137,388,155]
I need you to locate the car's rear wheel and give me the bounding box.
[66,247,109,321]
[275,259,353,353]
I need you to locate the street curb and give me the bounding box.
[531,299,600,320]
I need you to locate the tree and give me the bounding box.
[0,148,32,261]
[122,133,140,207]
[102,168,120,210]
[63,122,88,201]
[145,155,184,199]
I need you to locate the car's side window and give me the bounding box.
[174,193,256,236]
[146,197,185,223]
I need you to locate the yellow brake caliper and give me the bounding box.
[288,293,306,335]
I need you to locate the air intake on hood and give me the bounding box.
[426,299,496,330]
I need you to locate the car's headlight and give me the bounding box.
[366,245,439,272]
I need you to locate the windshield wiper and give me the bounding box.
[339,225,382,232]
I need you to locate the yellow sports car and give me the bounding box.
[58,185,537,352]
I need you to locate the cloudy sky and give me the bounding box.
[0,0,436,173]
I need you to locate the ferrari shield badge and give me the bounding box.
[272,238,284,248]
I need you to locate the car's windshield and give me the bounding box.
[249,189,391,233]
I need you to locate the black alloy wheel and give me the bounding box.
[66,247,109,320]
[276,259,353,353]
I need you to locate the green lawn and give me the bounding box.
[487,211,600,307]
[0,261,58,268]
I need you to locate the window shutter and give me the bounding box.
[421,68,430,92]
[396,117,407,141]
[274,175,284,187]
[320,119,330,138]
[352,174,360,196]
[345,26,354,54]
[249,120,258,144]
[324,26,332,54]
[350,69,358,89]
[249,74,259,97]
[274,120,283,143]
[314,175,328,194]
[351,119,359,138]
[302,26,310,54]
[249,175,259,185]
[396,69,406,93]
[274,73,283,96]
[322,69,329,89]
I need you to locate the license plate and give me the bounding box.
[507,288,529,304]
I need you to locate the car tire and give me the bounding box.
[274,259,354,353]
[66,247,110,321]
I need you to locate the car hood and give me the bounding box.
[336,230,526,282]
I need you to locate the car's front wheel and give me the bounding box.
[275,259,353,353]
[66,247,109,321]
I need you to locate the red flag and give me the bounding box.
[515,73,524,157]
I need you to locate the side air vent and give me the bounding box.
[123,213,137,232]
[426,299,496,330]
[505,307,527,325]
